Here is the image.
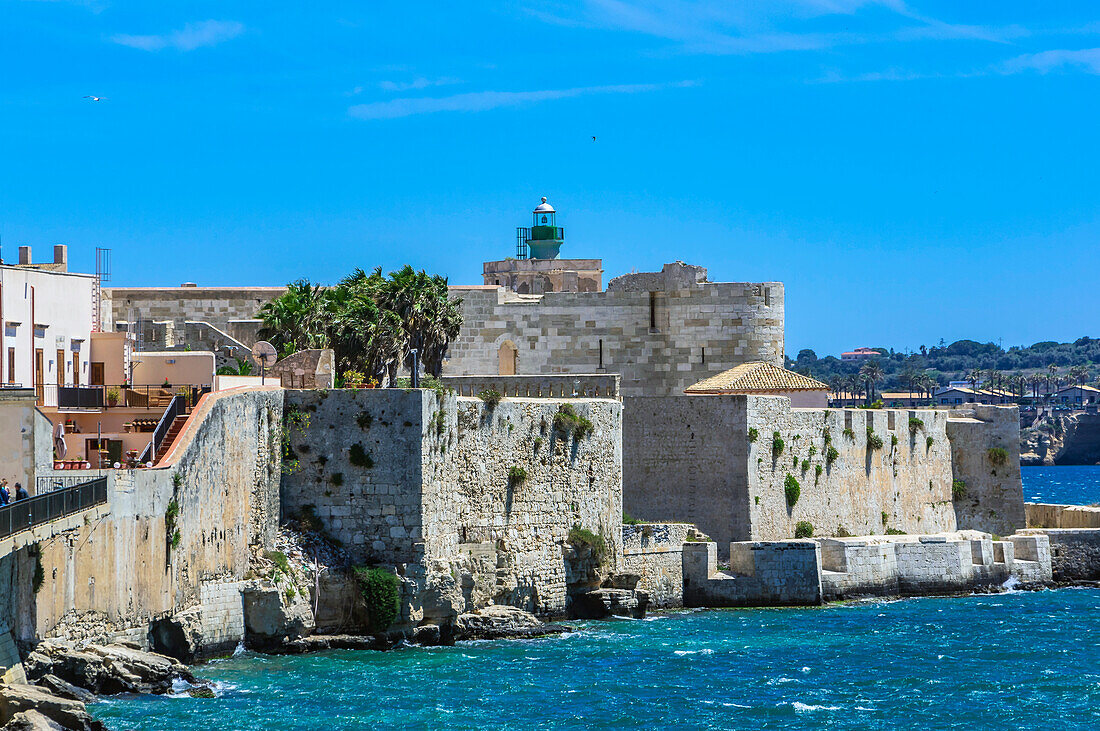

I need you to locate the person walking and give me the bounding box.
[14,483,29,501]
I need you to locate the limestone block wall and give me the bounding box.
[106,287,285,336]
[746,399,956,543]
[621,524,691,608]
[282,389,623,620]
[442,374,620,400]
[27,388,283,650]
[446,262,784,398]
[1026,503,1100,529]
[682,541,823,607]
[268,349,335,389]
[947,405,1026,536]
[197,579,247,653]
[1024,528,1100,581]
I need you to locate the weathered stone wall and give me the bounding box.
[1024,528,1100,581]
[447,262,784,398]
[281,389,623,621]
[1026,503,1100,529]
[106,286,285,338]
[621,524,690,608]
[268,349,335,389]
[442,374,620,400]
[26,388,283,652]
[682,541,823,607]
[947,405,1026,536]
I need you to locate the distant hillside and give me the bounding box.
[786,337,1100,392]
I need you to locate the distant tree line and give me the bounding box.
[787,337,1100,399]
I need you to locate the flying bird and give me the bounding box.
[83,96,107,102]
[591,136,597,142]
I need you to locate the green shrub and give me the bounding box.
[170,530,181,549]
[881,510,888,525]
[909,417,925,433]
[285,586,297,603]
[568,525,607,562]
[885,528,906,535]
[836,526,852,538]
[772,431,785,458]
[801,459,810,473]
[533,436,543,451]
[794,521,814,539]
[329,472,344,487]
[171,472,183,488]
[825,445,839,465]
[477,389,502,408]
[508,465,528,484]
[356,411,373,429]
[815,464,823,480]
[553,404,594,438]
[747,427,759,443]
[353,567,401,633]
[784,474,800,507]
[266,550,291,575]
[343,370,366,389]
[349,443,374,468]
[623,511,643,526]
[823,426,832,444]
[952,479,968,499]
[432,410,446,436]
[808,446,817,458]
[867,428,884,451]
[926,435,934,449]
[843,427,855,440]
[987,447,1009,466]
[792,454,799,468]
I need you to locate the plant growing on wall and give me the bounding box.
[952,480,968,499]
[795,521,814,539]
[349,443,374,468]
[866,428,884,451]
[909,417,925,433]
[823,426,832,444]
[815,464,823,482]
[926,435,934,449]
[568,525,607,563]
[890,434,899,448]
[772,432,784,458]
[987,447,1009,466]
[356,411,373,429]
[353,567,400,632]
[747,427,759,443]
[881,510,889,525]
[553,404,593,438]
[623,512,643,526]
[329,473,344,487]
[843,427,855,440]
[808,446,817,458]
[281,408,311,475]
[825,445,839,466]
[508,465,528,485]
[801,459,810,473]
[478,389,502,408]
[784,474,800,507]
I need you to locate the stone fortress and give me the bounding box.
[4,195,1092,691]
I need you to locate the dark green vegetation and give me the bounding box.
[795,521,814,539]
[553,404,593,438]
[266,550,291,575]
[988,447,1009,466]
[352,567,400,632]
[771,431,784,458]
[784,474,800,507]
[789,337,1100,399]
[568,525,607,562]
[258,266,462,384]
[349,443,374,468]
[507,465,528,484]
[747,427,759,443]
[477,389,502,408]
[216,357,254,377]
[952,479,968,499]
[622,511,643,526]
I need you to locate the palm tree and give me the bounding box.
[859,361,884,405]
[965,368,982,401]
[919,373,938,406]
[1070,365,1089,387]
[828,375,843,405]
[901,369,918,404]
[1027,373,1044,402]
[1046,364,1059,405]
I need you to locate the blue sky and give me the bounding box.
[2,1,1099,357]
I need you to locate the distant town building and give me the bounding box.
[1054,384,1100,406]
[482,198,603,294]
[685,361,829,407]
[840,347,880,362]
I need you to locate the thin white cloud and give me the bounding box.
[348,81,697,120]
[1001,48,1100,75]
[111,20,244,52]
[379,77,463,92]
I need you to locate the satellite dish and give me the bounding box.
[251,341,278,368]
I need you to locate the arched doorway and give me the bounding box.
[498,341,518,376]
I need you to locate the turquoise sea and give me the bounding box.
[93,467,1100,730]
[1022,465,1100,505]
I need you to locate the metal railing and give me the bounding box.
[0,477,107,541]
[140,394,186,464]
[37,384,211,410]
[35,474,106,493]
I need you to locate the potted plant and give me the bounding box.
[106,387,120,406]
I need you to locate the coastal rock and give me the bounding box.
[0,684,105,731]
[23,641,193,695]
[149,609,203,663]
[242,583,316,650]
[453,605,570,641]
[570,588,649,619]
[35,676,95,705]
[1,709,65,731]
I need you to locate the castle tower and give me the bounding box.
[484,197,602,293]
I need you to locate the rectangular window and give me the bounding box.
[90,362,104,386]
[34,349,43,403]
[598,339,604,369]
[6,348,12,385]
[57,349,65,388]
[765,288,772,307]
[649,292,657,330]
[72,354,79,386]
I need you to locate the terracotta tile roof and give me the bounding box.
[685,361,829,394]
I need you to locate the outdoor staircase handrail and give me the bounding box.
[140,395,185,465]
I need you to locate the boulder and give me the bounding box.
[453,605,571,641]
[1,710,64,731]
[149,609,203,663]
[34,677,94,705]
[23,641,193,695]
[570,588,649,619]
[0,684,105,731]
[242,583,315,650]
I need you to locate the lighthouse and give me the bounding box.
[519,197,564,260]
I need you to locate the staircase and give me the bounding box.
[154,415,189,463]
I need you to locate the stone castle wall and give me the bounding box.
[105,286,284,335]
[621,523,691,608]
[281,389,623,621]
[18,388,283,652]
[446,263,784,398]
[625,396,1026,555]
[947,404,1027,537]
